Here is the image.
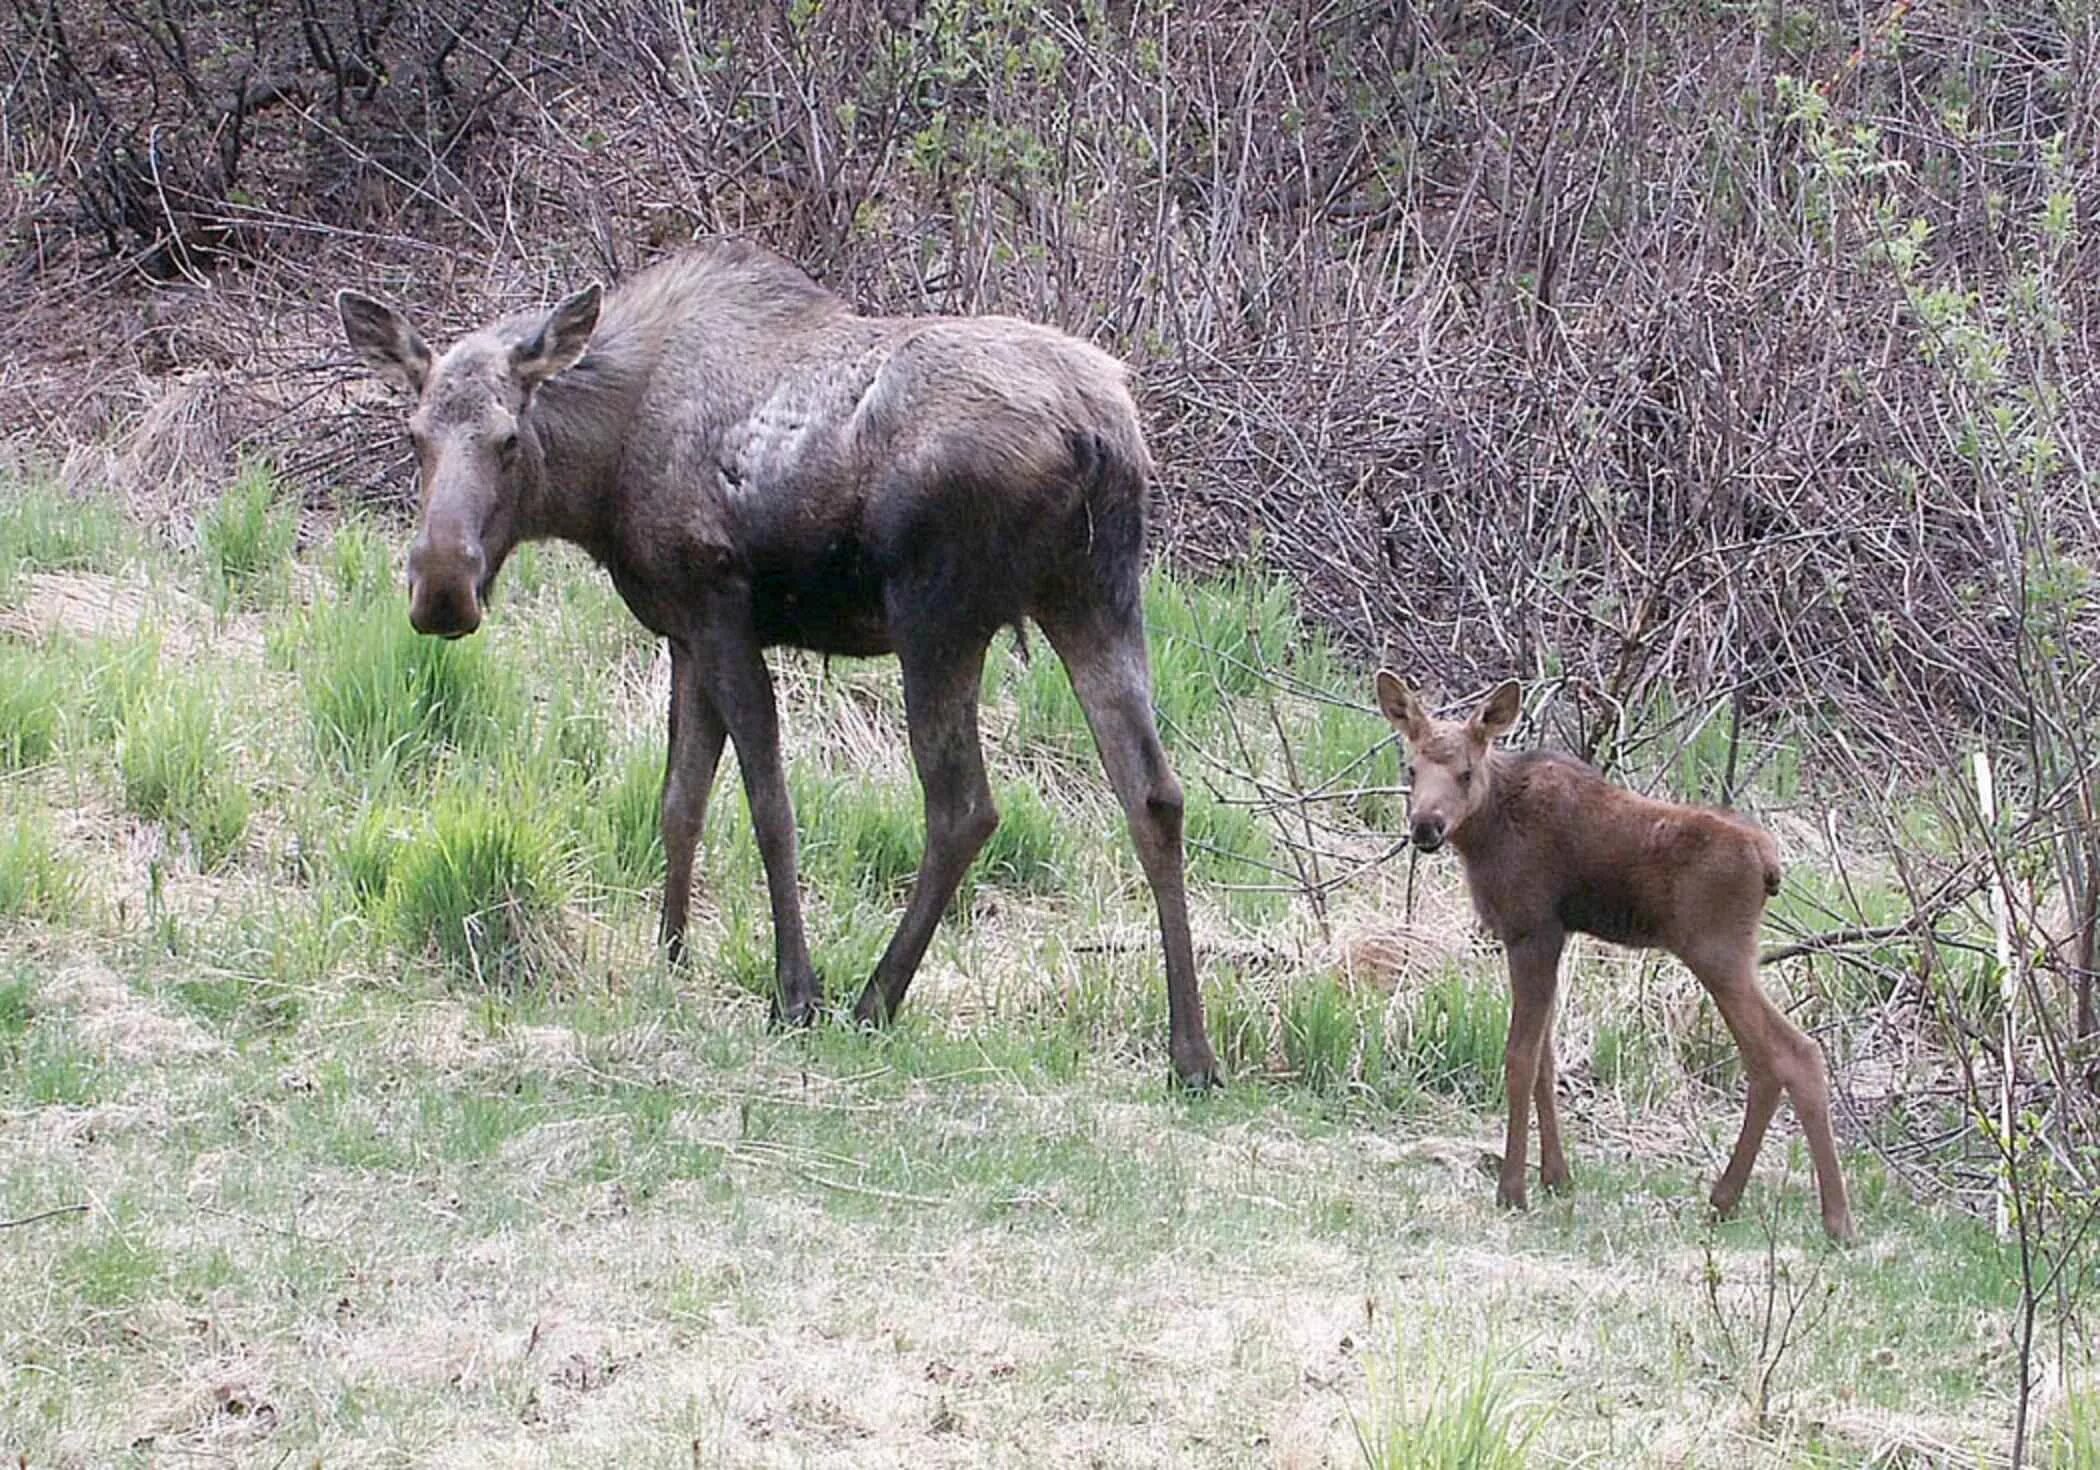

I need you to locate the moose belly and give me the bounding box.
[749,542,893,656]
[1554,883,1662,947]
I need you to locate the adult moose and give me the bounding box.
[1375,671,1854,1241]
[336,240,1219,1087]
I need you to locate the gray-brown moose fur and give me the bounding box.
[1375,671,1854,1241]
[336,240,1219,1086]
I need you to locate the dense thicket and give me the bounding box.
[5,1,2092,740]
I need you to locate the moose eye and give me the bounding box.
[1457,768,1473,789]
[497,431,520,457]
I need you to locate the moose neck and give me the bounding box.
[1446,748,1517,865]
[515,352,647,562]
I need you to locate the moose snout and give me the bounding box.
[407,536,486,639]
[1410,819,1447,853]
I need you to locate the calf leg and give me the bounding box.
[1499,929,1565,1210]
[853,640,997,1027]
[659,643,728,964]
[1691,939,1856,1242]
[1041,610,1218,1089]
[694,621,820,1026]
[1535,1015,1572,1194]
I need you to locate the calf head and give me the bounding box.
[1374,671,1522,852]
[336,282,603,637]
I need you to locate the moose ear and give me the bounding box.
[512,282,602,388]
[1374,669,1430,746]
[1470,679,1523,742]
[337,289,431,396]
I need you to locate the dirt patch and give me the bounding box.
[0,569,262,660]
[384,1000,586,1081]
[1330,866,1481,993]
[41,954,222,1065]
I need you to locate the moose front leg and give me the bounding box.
[1498,928,1566,1211]
[659,642,727,965]
[696,618,821,1026]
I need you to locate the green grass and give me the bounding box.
[336,801,408,911]
[115,677,251,867]
[1144,566,1297,740]
[198,458,298,608]
[588,738,668,895]
[0,814,79,922]
[1403,971,1511,1107]
[1592,1010,1667,1094]
[970,779,1071,896]
[60,1220,166,1310]
[0,641,64,768]
[792,766,923,900]
[301,591,527,775]
[1279,972,1384,1098]
[1185,784,1288,923]
[3,1022,107,1106]
[1351,1348,1540,1470]
[76,630,162,745]
[379,778,573,985]
[2050,1387,2100,1469]
[0,476,129,597]
[322,512,396,603]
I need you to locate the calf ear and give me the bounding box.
[1470,679,1523,742]
[1373,669,1430,745]
[337,289,431,396]
[512,282,602,389]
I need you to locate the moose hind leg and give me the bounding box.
[853,640,997,1028]
[1691,940,1855,1241]
[1777,1021,1855,1242]
[1042,610,1219,1089]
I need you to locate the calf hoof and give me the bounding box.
[1822,1209,1859,1245]
[1496,1178,1529,1212]
[1708,1183,1745,1221]
[1540,1164,1573,1196]
[1170,1044,1223,1093]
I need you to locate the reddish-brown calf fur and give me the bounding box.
[1376,671,1855,1242]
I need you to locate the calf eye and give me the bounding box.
[1457,768,1473,789]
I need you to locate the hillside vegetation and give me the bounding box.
[0,474,2067,1466]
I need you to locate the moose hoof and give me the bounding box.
[1496,1179,1529,1212]
[1540,1166,1573,1197]
[770,985,822,1030]
[1170,1047,1223,1094]
[1822,1210,1859,1245]
[850,984,898,1031]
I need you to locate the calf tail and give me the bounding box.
[1757,830,1783,898]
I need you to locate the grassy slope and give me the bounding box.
[0,477,2048,1468]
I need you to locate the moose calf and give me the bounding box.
[1375,671,1855,1242]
